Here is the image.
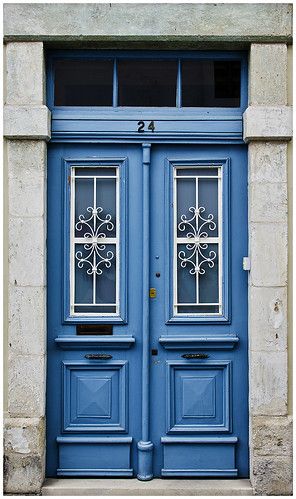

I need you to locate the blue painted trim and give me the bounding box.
[164,157,230,324]
[55,335,135,349]
[159,335,239,349]
[57,436,132,443]
[57,469,133,477]
[141,143,151,443]
[161,469,238,477]
[51,113,243,143]
[112,58,118,107]
[161,436,238,444]
[62,156,128,324]
[137,143,153,481]
[52,109,244,119]
[176,58,182,108]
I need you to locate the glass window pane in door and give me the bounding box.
[182,60,241,107]
[118,59,178,107]
[54,59,113,106]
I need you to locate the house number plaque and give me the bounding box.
[137,121,155,133]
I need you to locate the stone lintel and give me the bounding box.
[3,3,292,43]
[4,105,51,140]
[243,106,292,142]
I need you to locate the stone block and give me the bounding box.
[250,223,287,287]
[7,140,47,178]
[249,44,288,106]
[8,354,46,418]
[250,351,287,416]
[9,217,46,287]
[251,455,293,495]
[4,452,45,494]
[5,42,44,105]
[251,415,292,457]
[4,417,45,455]
[4,105,51,140]
[243,106,292,142]
[249,182,287,223]
[8,285,46,355]
[7,140,46,217]
[249,287,287,352]
[248,142,287,184]
[9,176,45,218]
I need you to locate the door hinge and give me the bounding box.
[243,257,251,271]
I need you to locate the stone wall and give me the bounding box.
[244,44,292,495]
[3,42,49,494]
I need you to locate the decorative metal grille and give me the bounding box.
[70,167,119,316]
[174,166,222,315]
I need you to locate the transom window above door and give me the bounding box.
[51,53,244,108]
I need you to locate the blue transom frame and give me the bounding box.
[46,50,248,144]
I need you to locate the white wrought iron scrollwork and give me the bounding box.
[75,206,114,276]
[178,206,217,275]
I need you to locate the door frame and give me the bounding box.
[4,29,292,494]
[46,49,249,481]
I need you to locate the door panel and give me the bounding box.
[149,144,248,477]
[47,142,248,478]
[47,143,143,477]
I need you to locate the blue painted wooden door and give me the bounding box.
[47,142,248,478]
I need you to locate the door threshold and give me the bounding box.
[42,478,253,496]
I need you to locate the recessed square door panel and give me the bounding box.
[63,361,128,432]
[166,361,231,433]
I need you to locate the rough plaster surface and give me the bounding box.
[3,3,292,43]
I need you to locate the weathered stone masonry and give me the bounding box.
[3,3,293,495]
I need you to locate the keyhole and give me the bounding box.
[156,272,160,278]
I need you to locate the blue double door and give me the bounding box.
[47,141,248,478]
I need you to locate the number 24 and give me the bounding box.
[137,121,155,133]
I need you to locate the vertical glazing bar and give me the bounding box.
[70,169,75,314]
[176,58,182,108]
[218,171,223,312]
[173,175,178,314]
[93,177,97,304]
[115,169,120,314]
[195,177,199,305]
[137,143,153,481]
[113,58,118,108]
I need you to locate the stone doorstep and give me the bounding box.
[41,478,254,496]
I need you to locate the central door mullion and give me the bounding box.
[137,142,154,481]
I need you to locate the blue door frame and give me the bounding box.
[46,50,249,479]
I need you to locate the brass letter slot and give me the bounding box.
[77,324,113,335]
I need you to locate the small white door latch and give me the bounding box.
[243,257,251,271]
